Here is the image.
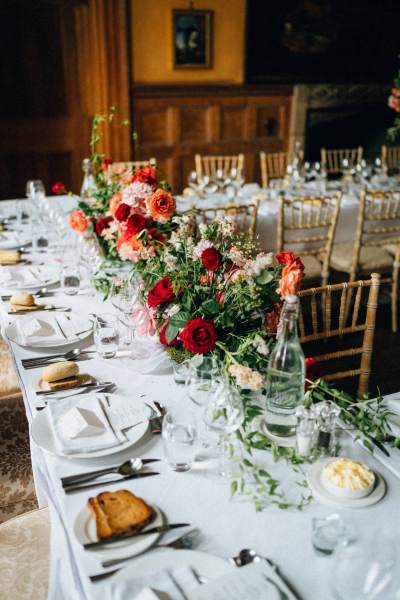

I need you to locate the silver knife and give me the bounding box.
[65,471,159,495]
[36,381,112,396]
[83,523,190,550]
[54,316,67,339]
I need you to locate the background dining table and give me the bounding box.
[1,195,400,600]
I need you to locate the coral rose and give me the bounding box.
[388,95,400,113]
[52,181,66,195]
[115,202,131,222]
[132,166,157,187]
[264,302,281,335]
[277,261,303,298]
[146,189,176,223]
[201,247,222,271]
[125,213,146,236]
[148,275,176,308]
[276,251,304,271]
[69,209,87,232]
[95,216,113,236]
[180,318,217,354]
[110,192,122,216]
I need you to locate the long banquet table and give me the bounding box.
[1,196,400,600]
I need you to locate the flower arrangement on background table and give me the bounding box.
[388,64,400,141]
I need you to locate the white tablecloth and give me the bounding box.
[1,197,400,600]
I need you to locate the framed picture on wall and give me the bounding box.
[172,9,213,69]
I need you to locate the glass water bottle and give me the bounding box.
[265,295,305,437]
[80,158,96,198]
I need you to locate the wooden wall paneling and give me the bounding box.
[132,85,293,193]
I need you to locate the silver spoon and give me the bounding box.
[61,458,147,488]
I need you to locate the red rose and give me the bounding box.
[201,247,222,272]
[95,216,113,236]
[159,321,178,347]
[101,158,113,172]
[114,203,131,222]
[180,318,217,354]
[52,181,66,195]
[148,275,176,308]
[276,251,304,271]
[125,213,146,236]
[216,290,225,305]
[132,166,157,187]
[305,357,322,389]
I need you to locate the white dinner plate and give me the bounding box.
[30,402,151,459]
[308,458,386,509]
[0,265,58,290]
[0,232,30,250]
[111,549,233,585]
[74,504,163,559]
[5,313,93,348]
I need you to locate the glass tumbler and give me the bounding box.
[186,355,220,406]
[162,405,197,472]
[61,262,81,295]
[94,314,120,359]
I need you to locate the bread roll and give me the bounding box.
[10,292,35,307]
[0,250,20,264]
[42,361,79,383]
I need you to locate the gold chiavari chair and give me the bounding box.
[330,189,400,331]
[277,193,342,286]
[260,151,288,187]
[194,154,244,179]
[320,146,363,174]
[196,200,259,238]
[298,273,380,397]
[381,145,400,172]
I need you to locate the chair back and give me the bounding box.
[194,154,244,179]
[298,273,380,397]
[320,147,363,174]
[381,145,400,171]
[260,151,288,187]
[349,189,400,279]
[277,193,341,285]
[196,200,259,238]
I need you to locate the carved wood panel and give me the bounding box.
[133,86,292,193]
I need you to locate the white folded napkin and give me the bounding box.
[1,265,57,288]
[130,335,172,374]
[0,231,22,249]
[104,567,200,600]
[47,394,120,455]
[16,313,91,345]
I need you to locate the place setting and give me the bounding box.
[5,311,93,348]
[0,264,59,291]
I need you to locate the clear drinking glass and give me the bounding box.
[61,262,81,295]
[32,224,50,252]
[312,514,356,556]
[110,277,139,346]
[172,360,189,385]
[94,314,120,359]
[162,405,197,472]
[25,179,46,200]
[330,531,400,600]
[186,355,220,406]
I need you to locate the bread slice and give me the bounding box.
[0,250,20,265]
[9,303,39,313]
[87,490,153,540]
[10,292,35,306]
[42,361,79,383]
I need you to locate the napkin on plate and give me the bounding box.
[0,231,21,249]
[1,266,52,287]
[16,313,90,345]
[47,394,120,455]
[104,567,200,600]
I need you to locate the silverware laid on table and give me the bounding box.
[89,529,200,582]
[2,288,53,301]
[64,471,160,494]
[146,401,165,435]
[84,523,190,550]
[36,380,112,396]
[22,348,96,367]
[7,306,71,315]
[24,354,95,370]
[41,382,116,402]
[231,549,302,600]
[264,575,289,600]
[61,458,161,488]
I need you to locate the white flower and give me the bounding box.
[244,252,274,277]
[193,239,214,260]
[253,334,269,356]
[199,222,208,237]
[121,182,153,207]
[163,304,180,319]
[229,364,264,391]
[216,215,234,236]
[164,252,178,270]
[228,246,246,267]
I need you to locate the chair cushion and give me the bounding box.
[331,242,393,273]
[0,337,21,398]
[0,507,49,599]
[302,255,323,281]
[0,397,36,523]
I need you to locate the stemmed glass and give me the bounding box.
[186,355,220,406]
[203,377,244,476]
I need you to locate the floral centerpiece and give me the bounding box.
[387,64,400,141]
[136,213,304,391]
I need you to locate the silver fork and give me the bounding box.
[89,529,201,582]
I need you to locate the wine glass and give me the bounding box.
[330,531,400,600]
[25,180,46,200]
[110,277,139,346]
[203,377,244,476]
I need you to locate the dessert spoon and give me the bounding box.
[61,457,160,487]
